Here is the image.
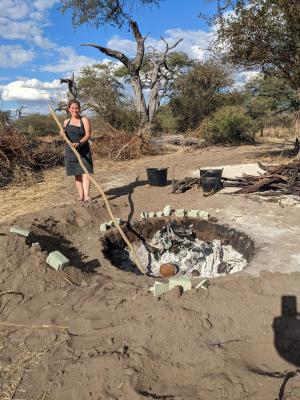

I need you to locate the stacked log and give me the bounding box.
[172,177,200,193]
[172,162,300,196]
[223,162,300,195]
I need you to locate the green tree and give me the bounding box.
[246,75,299,114]
[171,60,233,131]
[152,104,177,134]
[78,63,123,123]
[77,63,139,131]
[61,0,161,28]
[244,74,299,134]
[214,0,300,102]
[202,105,256,144]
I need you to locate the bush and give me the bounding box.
[14,114,59,137]
[202,106,256,144]
[152,105,178,135]
[0,125,63,188]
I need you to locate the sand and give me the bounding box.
[1,142,300,399]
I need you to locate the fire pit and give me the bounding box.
[101,217,255,278]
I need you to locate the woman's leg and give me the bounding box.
[75,175,84,200]
[82,174,91,201]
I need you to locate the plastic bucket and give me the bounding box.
[146,168,168,186]
[202,177,222,193]
[200,168,223,179]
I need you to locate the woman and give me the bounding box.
[63,100,93,201]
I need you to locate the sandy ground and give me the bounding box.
[1,141,300,400]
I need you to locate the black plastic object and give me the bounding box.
[202,177,222,193]
[199,168,223,179]
[146,168,168,186]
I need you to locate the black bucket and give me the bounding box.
[200,168,223,179]
[146,168,168,186]
[202,177,222,193]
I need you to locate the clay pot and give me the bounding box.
[159,263,176,277]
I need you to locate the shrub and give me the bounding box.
[0,125,63,188]
[202,106,256,144]
[14,114,58,137]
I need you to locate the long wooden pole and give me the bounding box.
[48,105,145,274]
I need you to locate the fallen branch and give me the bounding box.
[114,134,140,161]
[0,291,24,299]
[48,105,145,274]
[0,322,68,329]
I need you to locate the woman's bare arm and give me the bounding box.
[80,117,91,144]
[61,119,69,135]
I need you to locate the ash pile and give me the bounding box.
[128,221,247,278]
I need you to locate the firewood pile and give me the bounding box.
[171,177,200,193]
[172,162,300,197]
[223,162,300,196]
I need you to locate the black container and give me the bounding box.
[146,168,168,186]
[202,177,222,193]
[199,168,223,179]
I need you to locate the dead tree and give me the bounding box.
[15,106,26,119]
[56,72,78,114]
[82,19,182,128]
[60,72,78,100]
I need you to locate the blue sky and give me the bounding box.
[0,0,222,114]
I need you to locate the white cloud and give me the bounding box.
[33,0,59,11]
[32,35,55,49]
[41,46,97,73]
[106,36,137,55]
[0,17,55,49]
[1,78,60,102]
[0,1,58,50]
[0,45,35,67]
[0,0,30,20]
[164,28,212,60]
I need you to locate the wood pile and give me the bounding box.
[171,177,200,193]
[223,162,300,195]
[0,124,63,188]
[153,136,205,147]
[172,161,300,197]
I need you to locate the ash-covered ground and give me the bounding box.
[126,221,247,277]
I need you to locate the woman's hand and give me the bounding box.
[71,142,80,149]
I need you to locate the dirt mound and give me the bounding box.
[0,202,105,298]
[0,201,300,399]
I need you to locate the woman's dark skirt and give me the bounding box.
[64,144,94,176]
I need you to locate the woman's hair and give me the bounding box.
[68,99,81,109]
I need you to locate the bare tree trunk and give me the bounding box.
[148,80,160,123]
[131,76,148,124]
[295,89,300,159]
[148,63,160,123]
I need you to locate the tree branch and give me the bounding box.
[81,43,130,69]
[130,19,146,70]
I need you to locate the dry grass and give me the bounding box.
[0,142,187,225]
[0,343,45,400]
[261,126,295,139]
